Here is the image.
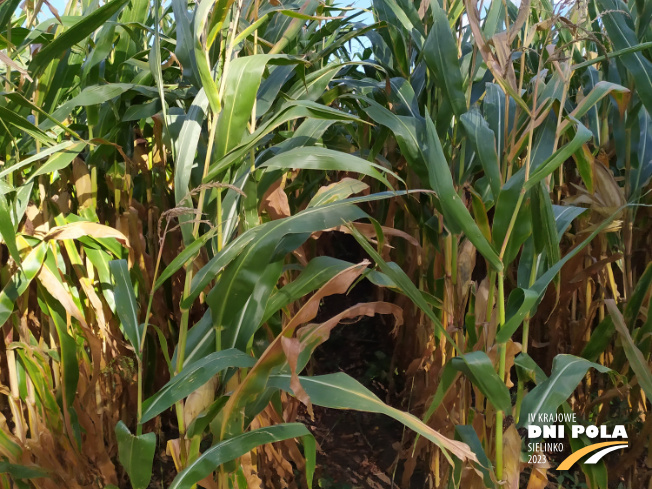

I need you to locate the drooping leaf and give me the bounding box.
[169,423,315,489]
[450,351,512,413]
[518,355,610,428]
[30,0,131,74]
[606,300,652,402]
[269,373,477,465]
[141,349,255,423]
[597,0,652,116]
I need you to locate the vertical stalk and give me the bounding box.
[515,251,538,422]
[623,129,633,299]
[495,270,506,480]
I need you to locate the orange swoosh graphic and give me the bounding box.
[557,441,627,470]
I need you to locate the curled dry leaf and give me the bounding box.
[285,301,403,418]
[44,221,130,247]
[217,261,371,439]
[328,222,421,249]
[281,336,313,418]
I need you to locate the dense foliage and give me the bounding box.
[0,0,650,487]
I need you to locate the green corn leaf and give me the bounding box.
[16,349,61,419]
[185,191,411,309]
[30,0,131,74]
[115,421,156,489]
[424,115,502,271]
[552,205,587,239]
[0,460,48,480]
[154,228,217,292]
[606,300,652,402]
[496,205,626,343]
[571,81,630,121]
[518,354,610,428]
[0,194,20,265]
[169,423,315,489]
[45,84,140,130]
[597,0,652,117]
[173,88,208,206]
[461,109,502,198]
[421,0,467,117]
[27,142,87,183]
[451,352,512,413]
[262,257,353,324]
[201,204,368,351]
[192,0,221,114]
[626,262,652,330]
[524,118,592,191]
[454,425,497,488]
[531,181,560,264]
[141,349,255,423]
[268,373,477,465]
[0,107,55,147]
[0,141,79,179]
[216,54,298,158]
[205,101,363,180]
[0,243,46,327]
[260,146,399,189]
[109,260,141,356]
[422,361,460,424]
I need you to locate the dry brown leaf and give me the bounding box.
[297,302,403,353]
[44,221,130,247]
[37,265,103,400]
[261,179,291,220]
[24,204,49,237]
[287,301,403,418]
[328,222,421,250]
[0,51,33,82]
[281,336,314,418]
[167,438,182,472]
[457,238,477,301]
[417,0,430,19]
[72,158,93,209]
[312,177,369,203]
[594,160,626,210]
[526,466,549,489]
[217,262,370,439]
[502,425,522,489]
[240,451,263,489]
[38,266,87,329]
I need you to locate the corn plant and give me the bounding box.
[0,0,651,487]
[331,0,652,486]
